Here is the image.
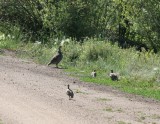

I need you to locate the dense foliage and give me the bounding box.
[0,0,160,51]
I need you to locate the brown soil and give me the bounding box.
[0,50,160,124]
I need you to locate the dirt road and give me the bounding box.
[0,54,160,124]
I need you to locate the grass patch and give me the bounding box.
[117,121,131,124]
[96,97,112,101]
[77,75,160,100]
[103,107,124,113]
[103,107,113,112]
[0,119,3,124]
[116,108,124,113]
[122,86,160,100]
[117,121,127,124]
[140,116,146,120]
[75,89,88,94]
[151,114,160,120]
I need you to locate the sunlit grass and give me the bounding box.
[96,97,112,101]
[0,119,2,124]
[103,107,113,112]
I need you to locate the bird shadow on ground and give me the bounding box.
[49,66,68,69]
[58,67,68,69]
[69,99,76,101]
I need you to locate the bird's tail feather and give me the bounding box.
[71,94,74,98]
[47,62,51,66]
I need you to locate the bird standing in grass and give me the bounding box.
[66,84,74,100]
[91,70,97,77]
[48,46,63,68]
[109,70,119,81]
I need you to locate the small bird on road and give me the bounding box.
[48,46,63,68]
[66,84,74,100]
[109,70,119,81]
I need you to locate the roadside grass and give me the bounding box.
[0,35,160,100]
[16,43,56,65]
[103,107,124,113]
[151,114,160,119]
[117,121,131,124]
[0,119,2,124]
[0,35,20,50]
[96,97,112,101]
[81,75,160,100]
[95,80,158,100]
[116,108,123,113]
[103,107,113,112]
[65,65,160,100]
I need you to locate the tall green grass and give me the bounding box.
[63,39,160,82]
[0,36,160,100]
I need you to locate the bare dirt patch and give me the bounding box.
[0,53,160,124]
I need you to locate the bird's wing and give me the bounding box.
[70,89,74,98]
[110,73,117,76]
[66,89,70,95]
[91,72,94,76]
[50,53,60,61]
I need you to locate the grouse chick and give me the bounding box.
[66,84,74,100]
[109,70,119,81]
[91,70,97,77]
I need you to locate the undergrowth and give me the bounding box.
[0,33,160,100]
[0,118,2,124]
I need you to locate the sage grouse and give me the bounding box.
[66,84,74,100]
[91,70,97,77]
[48,46,63,68]
[109,70,119,81]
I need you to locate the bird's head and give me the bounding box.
[58,46,62,53]
[59,46,62,49]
